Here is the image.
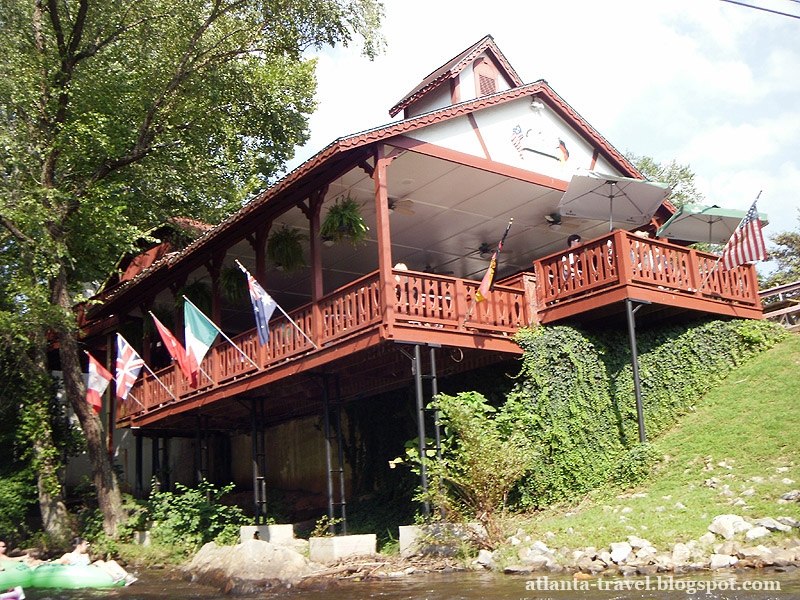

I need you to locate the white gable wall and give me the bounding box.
[406,52,515,119]
[406,96,626,182]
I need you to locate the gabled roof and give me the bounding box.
[388,34,524,118]
[89,80,642,317]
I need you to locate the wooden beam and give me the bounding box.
[373,144,394,338]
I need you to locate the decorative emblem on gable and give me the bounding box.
[509,99,570,164]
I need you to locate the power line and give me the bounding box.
[719,0,800,19]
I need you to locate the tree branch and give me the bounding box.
[0,214,35,246]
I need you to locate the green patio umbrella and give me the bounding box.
[655,204,769,244]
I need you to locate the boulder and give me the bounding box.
[671,542,690,564]
[745,527,771,541]
[709,554,737,570]
[184,540,323,592]
[777,516,800,529]
[609,542,632,564]
[754,517,792,532]
[708,514,751,540]
[780,490,800,501]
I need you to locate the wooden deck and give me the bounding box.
[119,231,762,428]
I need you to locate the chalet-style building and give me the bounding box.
[77,36,763,526]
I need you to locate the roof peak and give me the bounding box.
[388,34,523,118]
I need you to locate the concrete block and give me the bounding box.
[309,534,377,564]
[239,524,295,546]
[133,531,151,546]
[398,522,486,557]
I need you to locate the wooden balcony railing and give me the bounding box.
[532,230,761,309]
[118,270,529,421]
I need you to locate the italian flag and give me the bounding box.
[184,300,219,377]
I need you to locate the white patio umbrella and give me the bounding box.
[557,172,671,231]
[655,203,769,244]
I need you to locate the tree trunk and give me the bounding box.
[53,266,125,535]
[30,338,70,540]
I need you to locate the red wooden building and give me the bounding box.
[79,36,763,524]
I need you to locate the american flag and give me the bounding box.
[511,125,524,158]
[116,333,144,400]
[721,197,767,270]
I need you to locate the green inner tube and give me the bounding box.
[0,561,32,588]
[31,563,122,588]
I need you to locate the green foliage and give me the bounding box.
[144,481,249,553]
[508,319,786,508]
[267,225,308,272]
[0,472,37,541]
[507,326,624,506]
[610,443,659,488]
[310,515,344,538]
[627,154,704,209]
[418,392,537,546]
[760,211,800,291]
[319,197,369,246]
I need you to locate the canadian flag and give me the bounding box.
[85,352,112,414]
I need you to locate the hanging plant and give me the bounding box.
[219,265,248,304]
[319,197,369,247]
[267,225,308,272]
[175,279,212,314]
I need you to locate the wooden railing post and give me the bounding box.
[615,230,633,286]
[522,272,540,327]
[687,248,700,294]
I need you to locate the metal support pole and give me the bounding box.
[335,375,347,535]
[151,436,160,492]
[250,400,267,524]
[195,415,203,485]
[413,344,430,520]
[161,437,170,491]
[429,348,442,461]
[322,375,336,534]
[625,298,647,443]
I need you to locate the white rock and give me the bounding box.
[621,507,633,514]
[741,488,755,497]
[709,554,738,569]
[782,478,796,485]
[745,527,771,541]
[531,540,550,554]
[627,536,651,549]
[544,531,556,539]
[654,506,665,512]
[674,502,687,510]
[671,543,691,564]
[510,537,521,546]
[475,549,494,566]
[709,514,745,540]
[755,517,791,532]
[609,542,632,564]
[698,532,717,546]
[777,516,800,529]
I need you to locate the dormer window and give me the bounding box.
[473,57,498,97]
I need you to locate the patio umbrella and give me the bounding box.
[557,172,671,231]
[655,203,770,244]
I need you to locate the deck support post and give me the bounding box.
[412,344,431,521]
[322,375,347,535]
[625,298,650,443]
[250,399,268,524]
[195,414,210,485]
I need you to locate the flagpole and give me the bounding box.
[234,260,320,350]
[696,191,762,291]
[182,295,259,368]
[127,392,147,410]
[148,311,216,385]
[141,362,178,402]
[462,218,513,326]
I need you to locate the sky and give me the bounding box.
[285,0,800,274]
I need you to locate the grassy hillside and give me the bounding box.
[518,332,800,550]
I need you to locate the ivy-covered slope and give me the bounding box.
[508,319,787,508]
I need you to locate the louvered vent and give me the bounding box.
[478,74,496,96]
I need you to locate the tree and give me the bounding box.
[0,0,383,535]
[761,211,800,290]
[627,154,705,209]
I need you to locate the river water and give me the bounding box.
[22,568,800,600]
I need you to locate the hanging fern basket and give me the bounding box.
[320,197,369,247]
[267,225,308,272]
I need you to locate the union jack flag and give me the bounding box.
[116,333,144,400]
[721,197,767,271]
[511,125,525,158]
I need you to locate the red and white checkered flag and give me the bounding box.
[721,196,767,270]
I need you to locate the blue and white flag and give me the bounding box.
[245,269,277,345]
